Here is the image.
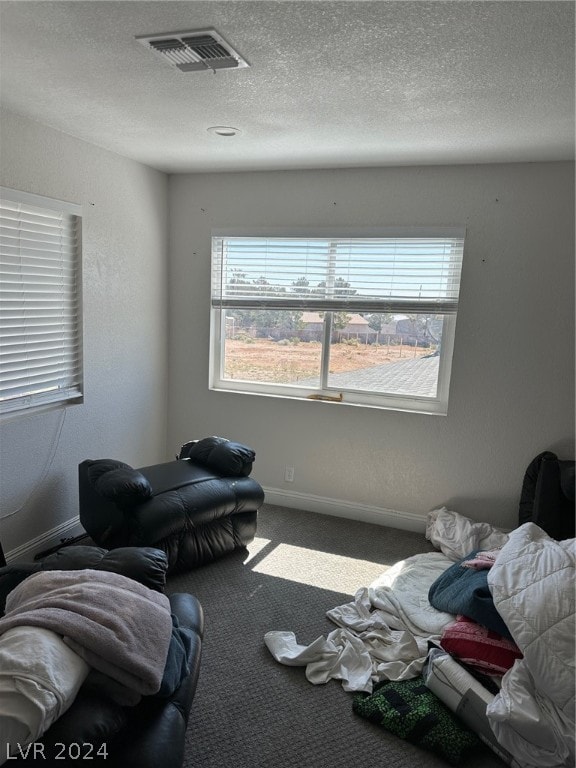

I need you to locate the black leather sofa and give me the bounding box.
[78,437,265,574]
[0,546,203,767]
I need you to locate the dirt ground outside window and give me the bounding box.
[223,338,433,383]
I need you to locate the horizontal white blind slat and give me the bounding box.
[1,378,81,393]
[1,286,78,296]
[0,363,81,384]
[2,341,81,356]
[1,236,77,252]
[0,319,79,329]
[1,391,81,415]
[1,355,82,370]
[0,202,72,222]
[1,265,78,277]
[214,297,459,315]
[0,207,75,224]
[0,191,83,414]
[0,323,79,336]
[0,237,78,252]
[1,339,80,352]
[1,281,76,292]
[2,387,81,403]
[1,211,76,227]
[0,370,81,385]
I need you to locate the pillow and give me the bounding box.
[440,615,523,675]
[353,676,482,765]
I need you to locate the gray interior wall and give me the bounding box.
[168,162,575,531]
[1,121,572,554]
[0,110,169,555]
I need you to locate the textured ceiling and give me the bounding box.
[0,1,574,173]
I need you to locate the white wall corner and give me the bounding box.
[261,486,428,534]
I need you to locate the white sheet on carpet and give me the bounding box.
[265,552,455,692]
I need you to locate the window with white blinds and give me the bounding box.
[210,229,465,414]
[0,187,83,416]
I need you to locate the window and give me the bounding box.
[0,187,83,416]
[210,228,465,414]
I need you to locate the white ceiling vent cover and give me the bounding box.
[136,29,249,72]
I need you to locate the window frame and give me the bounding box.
[0,187,83,418]
[209,227,464,415]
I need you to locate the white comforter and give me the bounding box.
[487,523,575,768]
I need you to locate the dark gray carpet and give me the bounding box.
[167,504,505,768]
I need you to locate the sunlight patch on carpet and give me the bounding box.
[249,542,391,595]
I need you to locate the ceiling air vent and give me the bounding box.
[136,29,249,72]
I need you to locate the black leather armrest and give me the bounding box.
[94,467,153,507]
[169,592,204,637]
[40,545,168,592]
[178,436,255,476]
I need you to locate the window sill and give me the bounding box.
[209,384,448,416]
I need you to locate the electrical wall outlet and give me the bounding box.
[284,465,295,482]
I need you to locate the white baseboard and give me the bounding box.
[261,486,427,534]
[5,516,85,564]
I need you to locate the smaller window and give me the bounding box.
[210,228,465,414]
[0,187,83,416]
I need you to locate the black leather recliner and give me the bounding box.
[78,437,265,574]
[0,545,203,768]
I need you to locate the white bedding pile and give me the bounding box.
[265,508,575,768]
[487,523,575,768]
[265,507,508,693]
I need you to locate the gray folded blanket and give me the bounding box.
[0,569,173,696]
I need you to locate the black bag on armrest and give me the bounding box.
[178,436,255,477]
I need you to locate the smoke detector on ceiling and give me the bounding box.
[136,28,249,73]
